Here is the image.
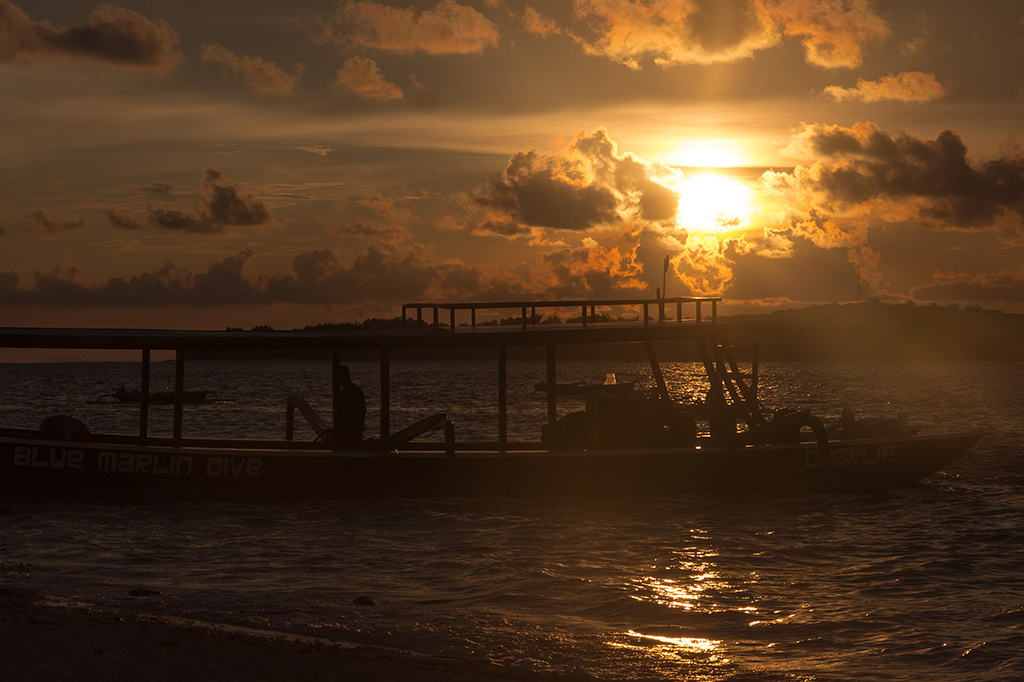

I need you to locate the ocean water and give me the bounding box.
[2,360,1023,681]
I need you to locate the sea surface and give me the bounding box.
[2,359,1023,681]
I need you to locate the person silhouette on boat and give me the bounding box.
[335,365,366,449]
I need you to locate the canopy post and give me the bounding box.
[172,350,184,445]
[498,345,507,451]
[381,348,390,438]
[546,344,557,430]
[139,348,151,443]
[332,348,342,452]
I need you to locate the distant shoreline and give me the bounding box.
[2,301,1022,363]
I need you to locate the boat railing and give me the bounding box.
[401,297,721,332]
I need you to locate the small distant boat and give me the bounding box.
[94,386,231,405]
[534,373,636,398]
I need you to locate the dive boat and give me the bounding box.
[0,297,983,501]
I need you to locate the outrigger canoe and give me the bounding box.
[0,297,983,501]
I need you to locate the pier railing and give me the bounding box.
[401,297,720,332]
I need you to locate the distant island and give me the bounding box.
[212,300,1024,363]
[724,300,1024,361]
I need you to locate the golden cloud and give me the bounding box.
[824,72,945,103]
[200,44,303,95]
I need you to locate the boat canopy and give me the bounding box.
[1,297,761,450]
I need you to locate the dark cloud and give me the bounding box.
[106,208,146,231]
[0,243,645,310]
[471,217,536,238]
[724,236,860,304]
[0,1,182,71]
[18,210,86,234]
[0,271,21,298]
[768,124,1024,229]
[474,128,679,233]
[329,219,412,245]
[476,149,619,231]
[320,0,499,55]
[144,169,271,233]
[141,183,172,195]
[0,248,440,308]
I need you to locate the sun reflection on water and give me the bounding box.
[606,630,727,668]
[625,630,721,653]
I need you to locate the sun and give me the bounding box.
[676,173,754,234]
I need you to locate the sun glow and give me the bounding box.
[663,140,749,168]
[676,173,755,234]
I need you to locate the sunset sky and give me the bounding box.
[2,0,1023,330]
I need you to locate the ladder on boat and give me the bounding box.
[697,337,765,429]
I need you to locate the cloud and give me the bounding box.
[765,123,1024,230]
[569,0,889,69]
[475,128,680,233]
[143,169,271,233]
[106,208,146,231]
[334,56,403,99]
[572,0,778,68]
[141,182,172,195]
[328,193,416,245]
[0,1,181,71]
[200,44,303,95]
[293,146,334,157]
[476,149,619,231]
[18,210,86,234]
[323,0,499,55]
[912,269,1024,304]
[329,219,413,246]
[824,72,946,102]
[767,0,889,68]
[522,7,562,37]
[538,245,646,298]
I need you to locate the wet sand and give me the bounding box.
[1,588,589,682]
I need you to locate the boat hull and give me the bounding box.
[0,430,983,501]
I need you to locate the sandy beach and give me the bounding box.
[1,588,588,682]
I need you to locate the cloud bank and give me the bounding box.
[106,169,272,234]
